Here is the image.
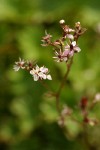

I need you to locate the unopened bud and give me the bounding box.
[76,22,80,26]
[75,22,81,29]
[59,19,65,24]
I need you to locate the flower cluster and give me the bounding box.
[13,58,25,71]
[58,95,100,127]
[13,58,52,81]
[30,65,52,81]
[41,20,86,63]
[79,96,98,126]
[13,21,100,129]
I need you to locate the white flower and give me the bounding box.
[53,50,68,62]
[30,65,52,81]
[13,58,25,71]
[53,47,75,62]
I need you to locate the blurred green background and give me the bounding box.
[0,0,100,150]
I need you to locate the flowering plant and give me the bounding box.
[14,20,100,129]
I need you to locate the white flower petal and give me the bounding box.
[59,19,65,24]
[69,50,74,57]
[67,34,74,40]
[74,46,81,52]
[35,65,40,71]
[47,75,52,80]
[42,74,47,79]
[30,69,35,75]
[72,41,76,47]
[40,67,48,73]
[13,65,20,71]
[33,74,39,81]
[19,57,25,65]
[38,72,46,79]
[63,57,68,62]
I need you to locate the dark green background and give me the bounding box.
[0,0,100,149]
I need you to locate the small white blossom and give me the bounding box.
[53,50,68,62]
[53,41,81,63]
[13,58,25,71]
[53,47,75,63]
[30,65,52,81]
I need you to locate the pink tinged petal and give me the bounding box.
[47,75,52,80]
[40,67,48,73]
[44,68,48,73]
[69,50,74,57]
[63,50,70,56]
[74,46,81,52]
[66,34,74,40]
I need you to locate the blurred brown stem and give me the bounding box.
[39,80,53,92]
[82,124,93,150]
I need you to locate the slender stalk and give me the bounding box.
[55,57,73,113]
[82,124,92,150]
[39,80,54,93]
[39,57,73,115]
